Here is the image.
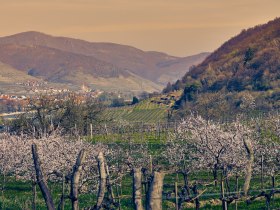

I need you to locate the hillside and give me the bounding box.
[0,32,209,87]
[0,61,78,95]
[0,44,163,93]
[0,62,39,94]
[168,17,280,118]
[0,62,38,83]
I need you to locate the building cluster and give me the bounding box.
[16,80,48,87]
[31,87,70,94]
[0,94,27,101]
[0,94,29,113]
[0,88,104,114]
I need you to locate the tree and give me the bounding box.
[131,96,139,105]
[10,93,104,136]
[244,48,254,66]
[169,116,253,186]
[163,82,173,93]
[111,98,125,107]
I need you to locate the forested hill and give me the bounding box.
[165,17,280,118]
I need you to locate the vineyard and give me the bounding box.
[1,114,280,209]
[102,100,169,123]
[1,170,280,209]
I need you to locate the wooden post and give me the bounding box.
[90,123,93,138]
[272,175,275,208]
[104,124,108,136]
[157,122,160,141]
[149,155,153,173]
[33,126,36,138]
[261,155,264,191]
[235,175,239,210]
[61,174,65,210]
[141,122,144,141]
[183,160,190,196]
[116,184,121,210]
[1,171,6,210]
[120,181,123,206]
[32,176,37,210]
[221,180,227,210]
[175,182,178,210]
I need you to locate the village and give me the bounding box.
[0,82,104,114]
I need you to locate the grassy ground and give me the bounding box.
[1,122,280,209]
[1,171,280,209]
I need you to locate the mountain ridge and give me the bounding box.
[0,31,209,81]
[167,17,280,118]
[0,31,209,93]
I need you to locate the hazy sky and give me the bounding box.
[0,0,279,56]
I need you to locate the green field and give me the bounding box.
[102,100,169,123]
[1,172,280,209]
[1,135,280,209]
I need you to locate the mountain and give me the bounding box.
[0,31,209,93]
[0,61,39,83]
[0,43,163,93]
[0,61,40,95]
[0,61,78,95]
[156,52,210,84]
[168,17,280,118]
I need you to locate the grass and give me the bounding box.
[1,121,280,209]
[1,172,280,209]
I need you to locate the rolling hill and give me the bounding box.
[0,32,209,93]
[0,61,38,83]
[0,61,41,95]
[168,17,280,118]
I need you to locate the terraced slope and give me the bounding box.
[103,100,168,123]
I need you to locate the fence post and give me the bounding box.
[149,155,153,173]
[61,173,65,210]
[221,180,227,210]
[272,175,275,209]
[90,123,93,138]
[235,175,239,210]
[116,184,121,210]
[141,122,144,141]
[261,155,264,191]
[32,176,37,210]
[175,181,178,210]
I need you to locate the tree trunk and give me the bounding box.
[58,173,65,210]
[105,165,115,206]
[193,182,200,210]
[243,138,254,197]
[213,163,218,186]
[133,168,143,210]
[96,152,107,209]
[70,149,86,210]
[182,172,190,196]
[147,171,165,210]
[31,144,55,210]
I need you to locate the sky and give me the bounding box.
[0,0,279,56]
